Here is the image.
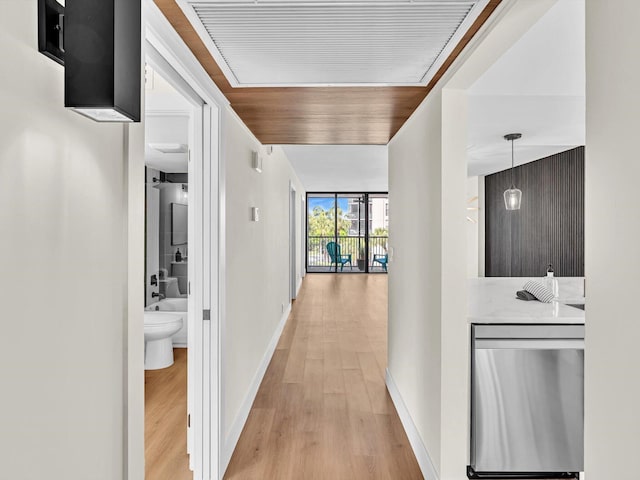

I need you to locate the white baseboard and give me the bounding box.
[220,302,292,473]
[386,368,439,480]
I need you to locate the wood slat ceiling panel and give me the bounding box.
[153,0,501,145]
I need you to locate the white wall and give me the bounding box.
[388,90,444,475]
[0,2,143,478]
[584,1,640,477]
[159,182,188,288]
[221,110,305,469]
[388,88,470,479]
[466,176,480,277]
[146,168,161,306]
[477,176,485,277]
[465,175,485,278]
[439,89,471,478]
[387,2,558,478]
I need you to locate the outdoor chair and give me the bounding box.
[326,241,352,271]
[373,253,388,272]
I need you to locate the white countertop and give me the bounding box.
[468,277,585,324]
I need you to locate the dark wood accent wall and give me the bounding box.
[485,147,584,277]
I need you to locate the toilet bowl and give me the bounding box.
[144,311,183,370]
[159,277,186,298]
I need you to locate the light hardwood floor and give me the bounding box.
[225,274,422,479]
[145,347,191,480]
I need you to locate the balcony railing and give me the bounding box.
[307,235,388,272]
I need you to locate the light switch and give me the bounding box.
[252,207,260,222]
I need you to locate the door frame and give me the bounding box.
[145,39,208,480]
[129,1,230,479]
[289,182,297,300]
[300,197,306,279]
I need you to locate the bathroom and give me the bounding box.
[143,62,196,478]
[144,64,191,369]
[144,168,189,365]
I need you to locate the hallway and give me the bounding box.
[225,274,422,479]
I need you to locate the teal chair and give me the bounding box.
[326,241,352,271]
[373,253,388,272]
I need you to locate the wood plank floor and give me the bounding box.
[225,274,422,479]
[145,348,191,480]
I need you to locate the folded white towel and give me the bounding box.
[523,280,555,303]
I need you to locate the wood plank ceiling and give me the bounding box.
[153,0,502,145]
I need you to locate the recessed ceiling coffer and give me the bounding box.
[177,0,488,87]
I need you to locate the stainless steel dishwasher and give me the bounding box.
[468,324,584,479]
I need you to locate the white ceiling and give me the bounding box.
[145,66,192,173]
[183,0,487,87]
[283,145,388,192]
[467,0,585,176]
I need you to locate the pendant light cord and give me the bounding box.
[510,138,515,188]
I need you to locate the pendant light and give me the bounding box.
[503,133,522,210]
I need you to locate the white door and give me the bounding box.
[202,102,220,480]
[301,198,305,278]
[290,186,297,300]
[188,103,204,479]
[188,98,220,480]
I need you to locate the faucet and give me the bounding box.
[151,292,165,299]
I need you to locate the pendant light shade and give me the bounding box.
[503,133,522,210]
[504,187,522,210]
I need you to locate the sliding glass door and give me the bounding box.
[306,194,337,272]
[306,192,388,273]
[367,194,389,272]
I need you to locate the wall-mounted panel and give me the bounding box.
[485,147,584,277]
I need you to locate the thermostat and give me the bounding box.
[252,151,263,173]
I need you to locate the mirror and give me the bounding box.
[171,203,187,245]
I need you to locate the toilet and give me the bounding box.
[159,277,186,298]
[144,311,184,370]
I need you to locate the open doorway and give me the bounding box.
[137,5,224,475]
[142,36,221,477]
[289,184,297,300]
[143,62,197,479]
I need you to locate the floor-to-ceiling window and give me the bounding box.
[306,192,388,273]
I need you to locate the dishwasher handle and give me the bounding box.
[474,338,584,350]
